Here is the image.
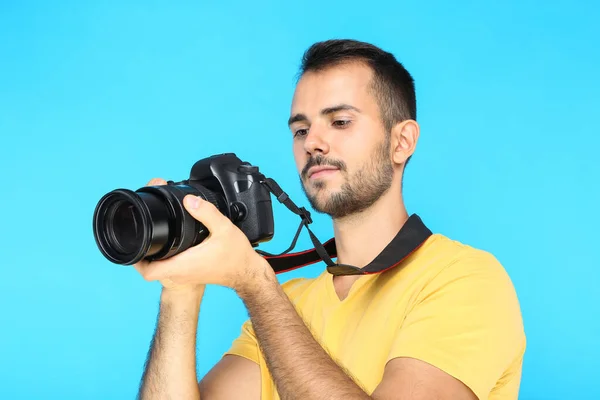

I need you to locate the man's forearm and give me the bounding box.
[239,268,371,400]
[138,288,204,400]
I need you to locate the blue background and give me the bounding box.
[1,1,598,399]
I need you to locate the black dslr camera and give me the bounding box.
[92,153,275,265]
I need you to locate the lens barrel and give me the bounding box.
[92,183,227,265]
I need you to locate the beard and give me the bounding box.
[299,136,394,220]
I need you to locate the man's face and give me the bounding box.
[289,62,394,220]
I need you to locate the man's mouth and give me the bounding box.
[307,166,339,179]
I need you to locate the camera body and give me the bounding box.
[92,153,275,265]
[183,152,275,244]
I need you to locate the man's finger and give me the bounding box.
[146,178,168,186]
[134,258,173,282]
[183,195,230,234]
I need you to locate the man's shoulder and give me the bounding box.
[417,234,523,319]
[401,233,521,306]
[422,233,508,276]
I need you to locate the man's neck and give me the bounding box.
[332,190,409,268]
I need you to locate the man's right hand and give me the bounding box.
[132,178,206,295]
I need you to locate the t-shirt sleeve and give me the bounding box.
[387,251,526,400]
[225,318,261,364]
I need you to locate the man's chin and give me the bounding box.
[306,193,341,215]
[300,179,341,212]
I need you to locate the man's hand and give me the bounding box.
[133,178,269,294]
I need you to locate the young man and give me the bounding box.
[135,40,526,400]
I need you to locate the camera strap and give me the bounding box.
[257,177,433,276]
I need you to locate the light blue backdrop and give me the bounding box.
[1,1,598,399]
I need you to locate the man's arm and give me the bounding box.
[198,354,260,399]
[236,260,477,400]
[134,179,261,400]
[137,287,261,400]
[137,288,204,400]
[372,358,477,400]
[239,268,369,399]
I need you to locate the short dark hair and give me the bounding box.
[298,39,416,167]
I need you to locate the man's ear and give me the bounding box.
[391,119,420,165]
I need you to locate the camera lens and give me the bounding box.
[108,200,143,254]
[93,183,228,265]
[93,188,169,265]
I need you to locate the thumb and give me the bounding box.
[183,195,229,234]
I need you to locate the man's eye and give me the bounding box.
[294,128,308,137]
[333,120,351,128]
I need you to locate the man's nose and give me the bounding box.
[303,125,330,156]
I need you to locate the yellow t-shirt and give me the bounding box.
[226,233,526,400]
